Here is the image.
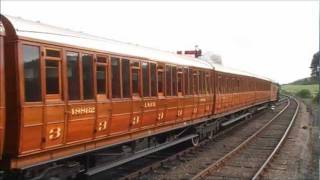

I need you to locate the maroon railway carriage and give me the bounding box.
[0,14,277,180]
[0,21,5,160]
[270,83,279,102]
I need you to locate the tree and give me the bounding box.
[311,51,319,79]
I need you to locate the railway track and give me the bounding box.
[89,99,288,180]
[138,100,290,180]
[192,97,299,180]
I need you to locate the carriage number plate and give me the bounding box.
[71,106,96,115]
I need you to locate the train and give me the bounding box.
[0,14,278,180]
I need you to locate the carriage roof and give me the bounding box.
[3,14,272,82]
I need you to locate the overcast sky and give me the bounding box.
[1,1,318,84]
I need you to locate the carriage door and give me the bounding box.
[130,60,142,131]
[43,48,65,149]
[109,58,132,135]
[95,56,111,138]
[65,52,96,143]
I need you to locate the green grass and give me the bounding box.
[281,84,319,98]
[281,84,319,110]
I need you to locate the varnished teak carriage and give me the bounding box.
[0,14,278,179]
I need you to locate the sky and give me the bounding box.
[1,1,319,84]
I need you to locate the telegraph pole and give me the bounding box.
[318,0,320,120]
[318,0,320,132]
[318,1,320,179]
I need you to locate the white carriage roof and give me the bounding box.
[4,15,212,69]
[4,14,272,82]
[200,59,272,81]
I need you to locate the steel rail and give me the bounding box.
[251,97,300,180]
[191,98,292,180]
[118,111,252,180]
[118,100,288,180]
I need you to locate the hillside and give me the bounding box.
[286,77,317,85]
[281,84,318,98]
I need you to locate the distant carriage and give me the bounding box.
[0,14,278,179]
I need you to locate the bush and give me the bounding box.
[295,89,312,98]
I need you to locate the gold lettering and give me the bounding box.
[49,127,62,140]
[97,121,107,131]
[157,112,164,120]
[193,107,198,114]
[70,106,96,115]
[144,102,156,108]
[132,116,140,125]
[200,98,206,102]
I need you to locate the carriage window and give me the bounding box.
[67,52,80,100]
[199,71,204,94]
[232,78,236,92]
[23,45,41,102]
[229,78,231,93]
[122,59,130,98]
[228,77,230,93]
[150,63,157,96]
[46,49,60,58]
[131,61,140,95]
[206,74,210,94]
[199,71,203,94]
[189,69,193,95]
[82,54,94,99]
[211,73,215,93]
[244,79,246,91]
[111,57,121,98]
[183,68,189,95]
[142,62,150,97]
[230,78,232,93]
[226,77,229,93]
[233,78,234,92]
[232,78,235,92]
[158,66,164,95]
[97,56,107,63]
[202,72,205,93]
[222,76,225,93]
[224,77,227,93]
[235,78,238,92]
[228,77,231,93]
[234,78,237,92]
[231,78,234,93]
[96,57,107,95]
[245,79,248,91]
[165,65,172,96]
[218,76,221,93]
[178,71,183,94]
[224,78,227,93]
[97,65,106,94]
[172,66,177,96]
[226,78,229,93]
[45,60,59,94]
[193,71,198,94]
